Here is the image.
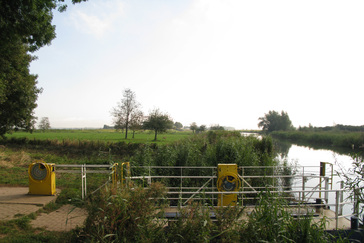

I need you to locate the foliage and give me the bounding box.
[131,131,274,168]
[240,191,333,242]
[75,184,341,242]
[299,124,364,133]
[272,130,364,149]
[258,110,294,133]
[112,88,142,139]
[210,124,225,131]
[0,40,42,137]
[339,154,364,219]
[0,0,87,138]
[80,182,167,242]
[38,117,51,131]
[174,121,183,130]
[190,122,198,133]
[197,124,207,133]
[143,108,174,141]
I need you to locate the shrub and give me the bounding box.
[81,182,167,242]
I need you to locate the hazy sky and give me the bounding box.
[30,0,364,129]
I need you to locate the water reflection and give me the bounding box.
[273,139,357,170]
[273,139,363,218]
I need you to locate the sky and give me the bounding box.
[30,0,364,130]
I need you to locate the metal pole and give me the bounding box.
[335,191,339,229]
[84,164,87,198]
[81,164,84,200]
[325,178,329,204]
[339,181,344,215]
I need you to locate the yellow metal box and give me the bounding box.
[28,161,56,195]
[217,164,240,206]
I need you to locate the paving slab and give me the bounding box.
[0,186,59,206]
[0,186,88,232]
[0,186,59,221]
[31,204,87,232]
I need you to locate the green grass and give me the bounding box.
[4,129,194,144]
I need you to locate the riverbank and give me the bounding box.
[271,130,364,151]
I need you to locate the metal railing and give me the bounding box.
[126,164,356,229]
[56,164,117,199]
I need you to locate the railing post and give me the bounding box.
[335,190,339,229]
[81,164,87,200]
[302,176,305,202]
[325,178,329,204]
[81,165,84,200]
[339,181,344,215]
[180,167,183,206]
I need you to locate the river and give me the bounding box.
[273,139,363,219]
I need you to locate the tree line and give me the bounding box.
[111,89,174,141]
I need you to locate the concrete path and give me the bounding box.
[0,187,87,231]
[31,204,87,231]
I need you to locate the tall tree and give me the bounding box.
[0,40,42,137]
[112,89,141,139]
[0,0,86,137]
[258,110,294,133]
[190,122,198,134]
[38,117,51,131]
[143,109,173,141]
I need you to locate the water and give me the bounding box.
[280,144,354,170]
[275,142,360,219]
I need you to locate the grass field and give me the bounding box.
[4,129,194,144]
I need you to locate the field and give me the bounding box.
[4,129,194,144]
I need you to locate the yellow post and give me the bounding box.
[121,162,130,187]
[217,164,240,206]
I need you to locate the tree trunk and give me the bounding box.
[154,130,158,141]
[125,121,128,139]
[132,130,135,139]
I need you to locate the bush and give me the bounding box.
[80,182,167,242]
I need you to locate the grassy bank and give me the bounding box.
[271,130,364,150]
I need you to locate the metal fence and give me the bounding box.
[126,163,357,229]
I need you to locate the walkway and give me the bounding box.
[0,187,87,231]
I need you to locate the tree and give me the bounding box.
[1,0,88,51]
[38,117,51,131]
[210,124,225,131]
[190,122,198,133]
[112,89,141,139]
[129,110,144,139]
[258,110,294,133]
[0,0,86,137]
[0,40,42,137]
[174,122,183,130]
[196,125,207,133]
[143,109,173,141]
